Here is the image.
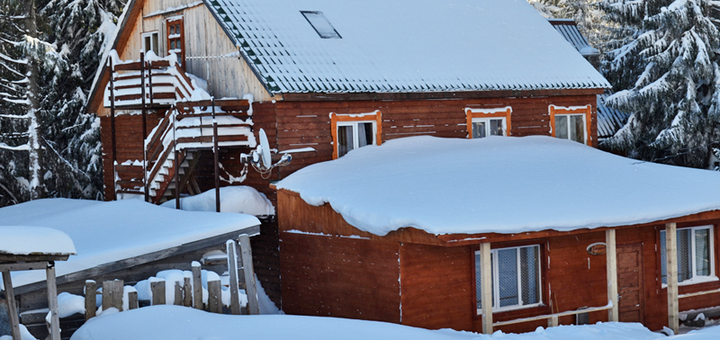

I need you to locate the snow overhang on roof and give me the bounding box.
[0,199,260,287]
[0,226,76,257]
[276,136,720,236]
[205,0,611,94]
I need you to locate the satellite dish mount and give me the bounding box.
[241,128,291,178]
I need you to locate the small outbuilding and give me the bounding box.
[1,226,76,340]
[275,136,720,334]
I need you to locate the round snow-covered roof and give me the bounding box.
[0,226,76,256]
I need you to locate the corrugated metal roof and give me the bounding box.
[597,94,630,139]
[548,19,599,57]
[204,0,611,94]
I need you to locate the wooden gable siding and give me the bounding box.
[273,94,598,178]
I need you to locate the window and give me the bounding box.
[142,32,159,56]
[330,111,382,159]
[660,226,715,285]
[166,18,185,67]
[475,245,542,313]
[549,105,592,145]
[465,107,512,139]
[301,11,342,39]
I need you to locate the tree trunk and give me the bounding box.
[24,0,45,199]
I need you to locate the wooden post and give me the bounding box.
[102,280,123,312]
[479,242,493,334]
[140,51,149,202]
[207,280,222,313]
[46,264,61,340]
[666,223,679,334]
[151,279,166,305]
[108,57,117,200]
[192,262,203,309]
[227,240,242,314]
[606,229,619,322]
[174,281,183,306]
[212,98,220,213]
[84,280,96,320]
[174,109,180,210]
[2,270,22,340]
[183,276,192,307]
[548,315,559,327]
[239,234,259,315]
[128,291,139,310]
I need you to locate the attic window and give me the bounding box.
[301,11,341,39]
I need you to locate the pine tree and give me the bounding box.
[601,0,720,168]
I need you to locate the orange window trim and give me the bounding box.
[548,104,592,146]
[330,110,383,159]
[465,107,512,138]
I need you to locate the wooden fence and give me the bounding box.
[83,234,258,320]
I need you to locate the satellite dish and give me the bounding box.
[258,128,271,169]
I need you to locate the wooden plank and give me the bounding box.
[151,279,166,305]
[239,234,259,315]
[226,240,242,314]
[606,229,619,322]
[84,280,96,320]
[207,280,222,313]
[192,262,203,310]
[666,223,679,334]
[479,242,493,334]
[128,291,138,310]
[46,265,61,340]
[102,280,123,312]
[2,270,22,340]
[174,281,183,306]
[0,262,49,272]
[14,227,260,296]
[183,277,192,307]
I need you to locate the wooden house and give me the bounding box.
[86,0,610,310]
[275,136,720,334]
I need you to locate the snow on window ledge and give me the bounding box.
[661,275,720,289]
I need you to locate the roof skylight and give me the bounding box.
[301,11,342,39]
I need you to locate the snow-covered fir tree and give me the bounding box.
[0,0,125,206]
[527,0,623,49]
[601,0,720,168]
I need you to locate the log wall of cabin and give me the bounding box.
[272,94,598,179]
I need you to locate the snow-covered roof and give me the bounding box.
[0,199,260,287]
[276,136,720,236]
[206,0,610,94]
[548,19,600,57]
[0,226,76,257]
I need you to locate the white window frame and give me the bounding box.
[660,225,717,286]
[330,111,382,159]
[555,113,587,143]
[142,31,159,56]
[476,244,543,314]
[336,120,376,157]
[471,117,507,138]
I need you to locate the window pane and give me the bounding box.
[472,122,486,138]
[338,125,354,157]
[570,115,585,143]
[696,229,710,277]
[170,25,175,35]
[678,229,691,282]
[555,115,568,140]
[520,246,539,305]
[152,34,159,55]
[358,122,373,148]
[497,248,518,307]
[144,36,151,53]
[490,119,504,136]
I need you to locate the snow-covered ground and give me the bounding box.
[67,305,719,340]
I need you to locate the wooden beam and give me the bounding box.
[2,270,21,340]
[85,280,96,320]
[191,262,203,310]
[0,261,49,272]
[606,229,618,322]
[227,240,241,315]
[240,234,259,315]
[46,264,61,340]
[666,223,679,334]
[479,242,493,334]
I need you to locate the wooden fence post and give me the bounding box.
[128,291,139,310]
[666,223,679,334]
[207,279,222,313]
[183,276,192,307]
[174,281,183,306]
[3,270,22,340]
[46,264,61,340]
[192,261,203,309]
[102,280,124,312]
[227,240,242,314]
[239,234,259,315]
[151,279,166,305]
[84,280,96,320]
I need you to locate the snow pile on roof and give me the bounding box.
[0,226,76,256]
[206,0,610,94]
[68,305,720,340]
[277,136,720,236]
[0,199,260,287]
[161,186,274,216]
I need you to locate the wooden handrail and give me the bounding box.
[679,288,720,299]
[492,303,612,327]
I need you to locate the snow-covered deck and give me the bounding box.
[276,135,720,236]
[0,199,260,288]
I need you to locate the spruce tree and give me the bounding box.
[601,0,720,168]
